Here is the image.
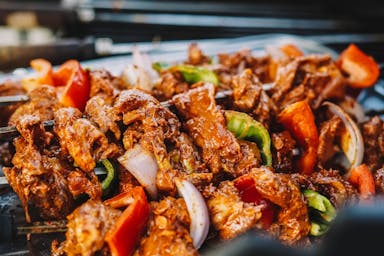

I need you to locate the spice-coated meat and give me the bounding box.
[173,83,242,176]
[8,85,61,125]
[271,55,346,110]
[52,200,121,256]
[317,115,343,167]
[186,43,211,66]
[54,107,119,172]
[272,131,297,173]
[3,115,74,221]
[248,167,310,244]
[230,69,276,128]
[85,95,121,140]
[168,133,212,189]
[291,169,358,208]
[153,71,189,101]
[114,89,181,193]
[134,197,197,256]
[217,49,272,83]
[362,116,384,172]
[374,167,384,194]
[206,181,263,240]
[89,69,123,100]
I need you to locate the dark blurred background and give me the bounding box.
[1,0,384,71]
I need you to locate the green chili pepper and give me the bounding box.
[175,65,219,85]
[303,189,336,222]
[100,159,116,197]
[152,62,170,72]
[310,221,329,236]
[225,110,272,166]
[303,189,337,236]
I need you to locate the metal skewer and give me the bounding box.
[0,167,107,187]
[0,90,233,141]
[0,95,29,107]
[16,220,68,235]
[0,216,68,242]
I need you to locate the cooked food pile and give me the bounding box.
[0,42,383,256]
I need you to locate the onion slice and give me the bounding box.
[132,47,159,82]
[323,101,364,171]
[121,64,152,91]
[118,144,158,198]
[338,96,368,124]
[175,178,210,249]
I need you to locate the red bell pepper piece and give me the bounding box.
[278,101,319,175]
[234,175,276,229]
[348,164,375,199]
[22,58,54,91]
[53,60,90,111]
[337,44,380,88]
[104,187,150,256]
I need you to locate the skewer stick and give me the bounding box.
[0,90,233,141]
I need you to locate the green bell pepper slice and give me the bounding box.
[225,110,272,166]
[174,65,219,85]
[303,189,337,236]
[303,189,336,222]
[310,221,330,236]
[100,159,116,197]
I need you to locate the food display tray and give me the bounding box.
[0,34,383,256]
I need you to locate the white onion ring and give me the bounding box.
[175,178,210,249]
[118,144,158,198]
[323,101,364,172]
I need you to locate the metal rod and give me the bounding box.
[16,220,67,235]
[0,168,107,187]
[0,95,29,107]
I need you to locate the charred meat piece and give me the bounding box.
[362,116,384,172]
[236,140,262,176]
[230,69,276,128]
[173,83,242,177]
[153,72,189,101]
[54,107,119,172]
[114,89,181,193]
[117,162,141,193]
[291,169,358,208]
[317,115,343,167]
[186,43,211,66]
[8,85,61,125]
[272,131,297,173]
[374,167,384,194]
[67,170,102,200]
[52,200,121,256]
[0,141,14,167]
[169,133,212,189]
[271,55,346,110]
[0,80,26,126]
[134,197,197,256]
[248,167,310,244]
[85,95,121,140]
[3,115,74,221]
[89,69,123,100]
[217,49,272,82]
[206,181,263,240]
